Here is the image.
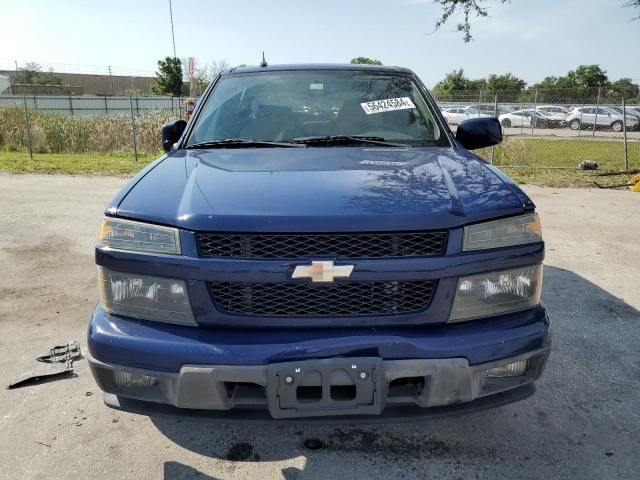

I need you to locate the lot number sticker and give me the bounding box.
[361,97,416,115]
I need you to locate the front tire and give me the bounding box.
[501,119,512,128]
[611,121,623,132]
[569,119,581,131]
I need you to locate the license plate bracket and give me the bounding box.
[266,358,383,419]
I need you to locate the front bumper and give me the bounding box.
[88,304,550,421]
[89,349,548,421]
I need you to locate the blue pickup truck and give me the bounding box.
[88,64,550,421]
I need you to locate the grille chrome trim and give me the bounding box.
[196,231,448,259]
[207,280,437,317]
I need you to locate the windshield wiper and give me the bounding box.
[290,135,407,147]
[185,138,306,149]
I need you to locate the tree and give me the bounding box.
[350,57,383,65]
[485,73,526,93]
[152,57,184,96]
[435,0,640,42]
[194,59,230,95]
[10,62,62,85]
[432,69,469,95]
[609,78,640,100]
[567,65,609,89]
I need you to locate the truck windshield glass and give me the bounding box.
[187,70,446,147]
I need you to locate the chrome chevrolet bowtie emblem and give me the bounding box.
[292,261,354,283]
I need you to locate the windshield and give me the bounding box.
[186,70,446,147]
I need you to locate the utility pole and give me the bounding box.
[169,0,177,59]
[108,65,115,96]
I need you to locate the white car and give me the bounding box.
[499,110,535,128]
[440,107,475,125]
[566,106,639,132]
[441,106,493,125]
[536,105,569,125]
[498,109,559,128]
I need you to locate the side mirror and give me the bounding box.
[161,120,187,152]
[456,117,502,150]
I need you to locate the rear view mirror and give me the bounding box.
[162,120,187,152]
[456,117,502,150]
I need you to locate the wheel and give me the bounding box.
[569,119,581,130]
[611,121,623,132]
[501,119,512,128]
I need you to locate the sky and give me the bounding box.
[1,0,639,88]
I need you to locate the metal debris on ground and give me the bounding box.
[8,341,81,389]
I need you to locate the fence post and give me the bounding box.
[136,96,140,116]
[69,96,74,116]
[530,89,538,136]
[592,87,601,139]
[578,102,584,137]
[22,96,33,160]
[129,96,138,162]
[33,94,37,111]
[623,98,629,171]
[104,96,109,114]
[491,93,498,165]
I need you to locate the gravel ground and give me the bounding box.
[0,173,638,480]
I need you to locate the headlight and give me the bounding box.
[99,267,196,326]
[449,265,543,322]
[463,213,541,251]
[99,217,181,254]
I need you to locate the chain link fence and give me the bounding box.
[1,89,638,178]
[0,95,189,161]
[433,88,639,173]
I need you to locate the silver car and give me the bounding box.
[566,106,639,132]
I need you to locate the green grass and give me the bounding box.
[0,151,159,175]
[477,137,640,188]
[1,138,639,188]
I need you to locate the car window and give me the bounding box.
[598,108,611,115]
[188,70,446,146]
[582,107,595,114]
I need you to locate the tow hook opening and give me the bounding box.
[331,384,357,401]
[297,385,323,402]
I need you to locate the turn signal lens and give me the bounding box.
[99,217,181,254]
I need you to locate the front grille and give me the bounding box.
[207,280,437,317]
[196,231,448,259]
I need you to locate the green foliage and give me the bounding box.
[10,62,62,86]
[485,73,526,93]
[433,64,639,102]
[435,1,639,42]
[432,69,524,98]
[433,0,508,42]
[152,57,184,96]
[609,78,640,100]
[350,57,383,65]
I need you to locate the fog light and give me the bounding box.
[483,360,527,378]
[114,370,159,388]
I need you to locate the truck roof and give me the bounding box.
[223,63,413,75]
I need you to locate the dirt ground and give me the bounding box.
[0,172,639,480]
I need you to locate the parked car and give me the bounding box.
[89,63,550,421]
[499,109,558,128]
[607,106,640,130]
[566,106,639,132]
[536,105,569,126]
[441,107,474,124]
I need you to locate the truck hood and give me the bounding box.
[113,147,532,232]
